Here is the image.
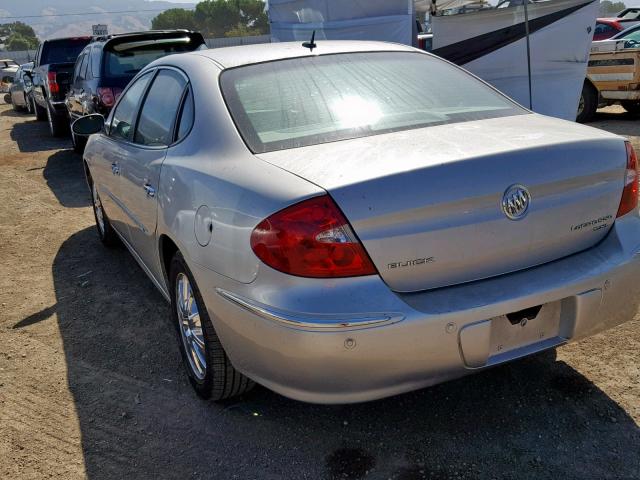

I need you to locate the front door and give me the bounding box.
[97,71,154,236]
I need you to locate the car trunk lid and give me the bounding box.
[257,114,627,292]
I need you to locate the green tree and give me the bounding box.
[151,1,269,39]
[238,0,269,34]
[599,0,626,16]
[195,0,268,38]
[0,21,39,50]
[151,8,197,30]
[11,21,37,40]
[6,34,31,51]
[194,0,241,37]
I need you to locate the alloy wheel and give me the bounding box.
[577,94,585,117]
[176,273,207,381]
[92,182,105,235]
[46,105,54,136]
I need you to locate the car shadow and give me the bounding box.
[0,107,24,117]
[42,150,91,208]
[12,225,640,480]
[9,115,71,153]
[590,109,640,138]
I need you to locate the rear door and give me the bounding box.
[117,67,189,280]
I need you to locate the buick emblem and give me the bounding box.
[501,184,531,220]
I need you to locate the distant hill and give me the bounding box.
[0,0,196,41]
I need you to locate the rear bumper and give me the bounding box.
[601,90,640,101]
[193,213,640,404]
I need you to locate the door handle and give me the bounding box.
[111,163,120,175]
[143,183,155,198]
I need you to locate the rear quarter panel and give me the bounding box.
[154,54,324,286]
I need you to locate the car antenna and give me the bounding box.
[302,30,317,52]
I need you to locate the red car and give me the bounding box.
[594,18,636,41]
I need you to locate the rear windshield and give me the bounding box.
[41,39,90,64]
[102,36,205,78]
[220,51,526,153]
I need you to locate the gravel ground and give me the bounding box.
[0,101,639,480]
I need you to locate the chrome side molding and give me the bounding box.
[216,288,404,331]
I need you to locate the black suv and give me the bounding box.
[66,30,205,152]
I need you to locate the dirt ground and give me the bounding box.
[0,101,639,480]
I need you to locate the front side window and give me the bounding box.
[134,69,187,146]
[110,72,153,142]
[221,52,526,153]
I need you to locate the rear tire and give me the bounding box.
[46,103,69,137]
[90,179,119,247]
[170,251,255,401]
[576,82,597,123]
[621,101,640,115]
[25,94,33,114]
[34,97,47,121]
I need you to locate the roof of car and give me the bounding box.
[189,41,417,69]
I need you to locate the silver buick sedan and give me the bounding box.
[75,41,640,404]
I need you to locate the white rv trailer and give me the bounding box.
[267,0,598,121]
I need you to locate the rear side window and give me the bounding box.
[73,54,84,80]
[110,72,153,142]
[595,23,617,35]
[78,53,89,80]
[91,45,102,78]
[221,51,525,153]
[176,87,194,141]
[134,69,187,146]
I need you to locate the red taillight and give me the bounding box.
[47,72,59,94]
[250,195,377,278]
[97,87,123,108]
[617,141,639,218]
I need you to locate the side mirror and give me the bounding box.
[23,71,32,82]
[72,114,104,136]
